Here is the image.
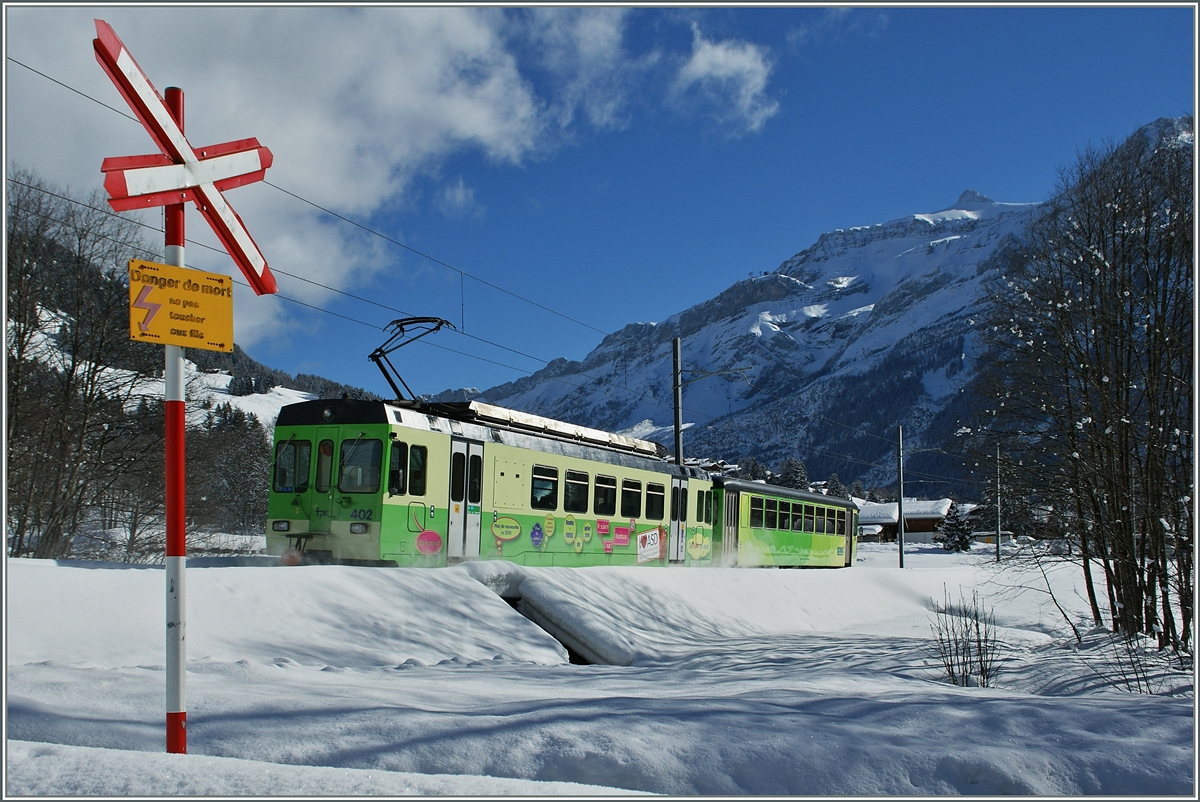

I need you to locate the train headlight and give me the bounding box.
[272,520,290,532]
[350,522,369,534]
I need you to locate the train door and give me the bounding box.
[723,491,740,564]
[843,510,855,567]
[310,427,339,532]
[447,438,484,560]
[669,477,688,562]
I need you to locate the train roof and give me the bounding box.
[274,398,697,476]
[713,477,858,510]
[425,400,664,459]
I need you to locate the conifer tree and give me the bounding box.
[778,458,808,490]
[939,502,973,552]
[739,457,768,480]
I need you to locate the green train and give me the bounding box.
[266,398,857,568]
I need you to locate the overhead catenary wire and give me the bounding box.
[6,57,607,337]
[262,180,607,336]
[10,197,647,428]
[5,60,856,426]
[9,57,974,490]
[7,57,141,123]
[7,176,553,373]
[9,174,977,489]
[7,56,617,368]
[8,172,703,414]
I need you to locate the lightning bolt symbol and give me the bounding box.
[132,285,161,332]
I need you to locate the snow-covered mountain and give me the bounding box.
[451,190,1040,490]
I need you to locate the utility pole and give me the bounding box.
[996,445,1001,563]
[673,337,683,467]
[897,424,905,569]
[669,336,750,469]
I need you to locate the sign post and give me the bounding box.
[163,88,187,754]
[95,19,277,754]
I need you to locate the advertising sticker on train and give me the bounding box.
[128,259,233,352]
[637,526,665,564]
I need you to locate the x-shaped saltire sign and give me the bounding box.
[94,19,278,295]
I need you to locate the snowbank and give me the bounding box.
[5,546,1193,795]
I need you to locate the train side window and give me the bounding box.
[621,479,642,519]
[646,483,665,520]
[695,490,704,521]
[670,486,680,522]
[468,454,483,504]
[815,509,827,534]
[749,496,764,528]
[778,501,791,531]
[388,441,408,495]
[409,445,428,496]
[531,465,559,510]
[273,440,311,493]
[315,439,334,493]
[704,490,713,524]
[564,470,589,513]
[594,475,617,516]
[837,510,847,536]
[792,504,805,532]
[339,439,382,494]
[765,498,778,529]
[451,451,466,503]
[803,504,815,532]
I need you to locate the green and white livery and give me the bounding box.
[266,398,856,569]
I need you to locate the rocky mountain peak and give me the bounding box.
[954,189,994,206]
[461,187,1042,487]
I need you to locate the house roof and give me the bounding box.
[855,498,953,525]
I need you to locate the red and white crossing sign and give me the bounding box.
[94,19,277,295]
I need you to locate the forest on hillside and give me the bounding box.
[5,170,373,562]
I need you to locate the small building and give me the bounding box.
[857,524,885,543]
[855,498,953,543]
[972,531,1015,545]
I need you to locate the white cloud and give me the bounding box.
[673,23,779,135]
[4,7,547,348]
[786,8,889,51]
[518,7,648,131]
[3,8,782,353]
[436,177,483,218]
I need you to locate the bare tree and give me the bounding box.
[6,170,159,558]
[974,118,1193,653]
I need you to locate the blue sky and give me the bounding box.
[5,5,1195,400]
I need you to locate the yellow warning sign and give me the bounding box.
[128,260,233,352]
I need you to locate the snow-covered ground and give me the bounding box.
[188,369,314,431]
[5,544,1193,796]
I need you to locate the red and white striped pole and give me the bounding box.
[163,86,188,755]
